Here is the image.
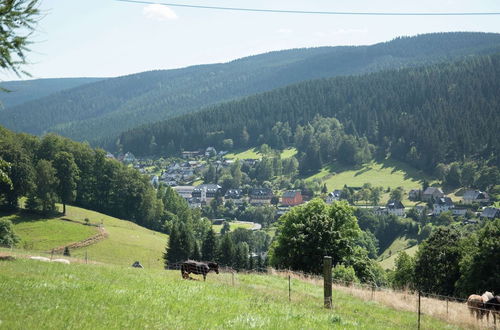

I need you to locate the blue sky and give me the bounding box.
[3,0,500,80]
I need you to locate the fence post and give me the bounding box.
[85,251,88,264]
[288,275,291,302]
[446,298,448,316]
[231,271,235,286]
[50,249,54,261]
[323,256,332,309]
[371,283,375,300]
[417,291,421,330]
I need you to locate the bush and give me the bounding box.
[0,219,20,247]
[332,264,359,285]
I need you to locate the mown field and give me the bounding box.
[0,259,456,329]
[212,221,254,233]
[4,205,168,269]
[225,147,297,160]
[306,159,434,205]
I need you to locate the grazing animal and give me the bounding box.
[485,296,500,324]
[468,294,486,320]
[29,256,50,262]
[132,261,144,268]
[52,258,70,264]
[180,260,219,281]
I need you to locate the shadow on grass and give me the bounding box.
[378,158,431,184]
[0,210,61,225]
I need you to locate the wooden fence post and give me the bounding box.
[85,251,88,264]
[323,256,332,309]
[288,275,291,302]
[371,283,375,300]
[417,291,421,330]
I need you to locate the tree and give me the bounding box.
[392,251,415,290]
[456,218,500,296]
[164,223,193,267]
[53,152,79,215]
[413,227,462,296]
[202,228,217,261]
[370,186,383,206]
[220,221,231,235]
[445,163,461,188]
[217,234,235,267]
[332,264,358,284]
[0,0,40,76]
[270,199,360,274]
[0,158,12,191]
[192,241,201,261]
[389,187,404,202]
[33,159,59,214]
[234,242,249,271]
[0,218,19,247]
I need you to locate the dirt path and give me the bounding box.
[49,219,108,253]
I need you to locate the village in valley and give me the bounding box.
[112,146,500,230]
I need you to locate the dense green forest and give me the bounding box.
[2,32,500,146]
[0,77,102,108]
[0,125,207,235]
[121,53,500,172]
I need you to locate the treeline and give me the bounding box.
[0,126,202,232]
[121,53,500,172]
[4,32,500,146]
[164,225,271,271]
[391,220,499,298]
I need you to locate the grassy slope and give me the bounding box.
[379,245,419,270]
[0,259,454,329]
[6,205,167,269]
[2,211,98,251]
[307,159,434,205]
[225,147,297,160]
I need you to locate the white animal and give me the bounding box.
[52,258,70,264]
[483,291,494,302]
[29,256,50,262]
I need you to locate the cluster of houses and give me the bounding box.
[172,184,310,210]
[326,186,499,220]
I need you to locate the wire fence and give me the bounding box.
[2,247,498,329]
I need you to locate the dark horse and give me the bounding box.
[181,260,219,281]
[485,296,500,324]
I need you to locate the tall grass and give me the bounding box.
[0,259,458,329]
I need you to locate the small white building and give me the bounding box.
[326,190,342,204]
[433,197,454,215]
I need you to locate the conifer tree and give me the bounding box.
[217,234,235,267]
[202,228,217,261]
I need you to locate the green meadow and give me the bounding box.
[3,205,168,269]
[0,259,456,329]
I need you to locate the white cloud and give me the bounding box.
[276,28,293,34]
[143,4,178,21]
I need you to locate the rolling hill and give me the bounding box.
[0,77,103,108]
[120,52,500,172]
[1,32,500,146]
[2,204,168,268]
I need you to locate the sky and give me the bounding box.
[2,0,500,80]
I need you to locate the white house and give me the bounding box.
[433,197,454,215]
[326,190,342,204]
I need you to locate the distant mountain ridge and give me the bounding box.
[0,77,103,108]
[1,32,500,146]
[119,53,500,171]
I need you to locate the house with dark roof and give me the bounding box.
[462,190,490,204]
[481,207,500,219]
[386,200,405,217]
[433,197,454,215]
[192,184,222,203]
[249,188,273,205]
[326,190,342,204]
[281,190,303,206]
[224,189,244,204]
[422,187,444,202]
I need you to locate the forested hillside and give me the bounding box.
[120,54,500,172]
[0,77,102,108]
[1,32,500,146]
